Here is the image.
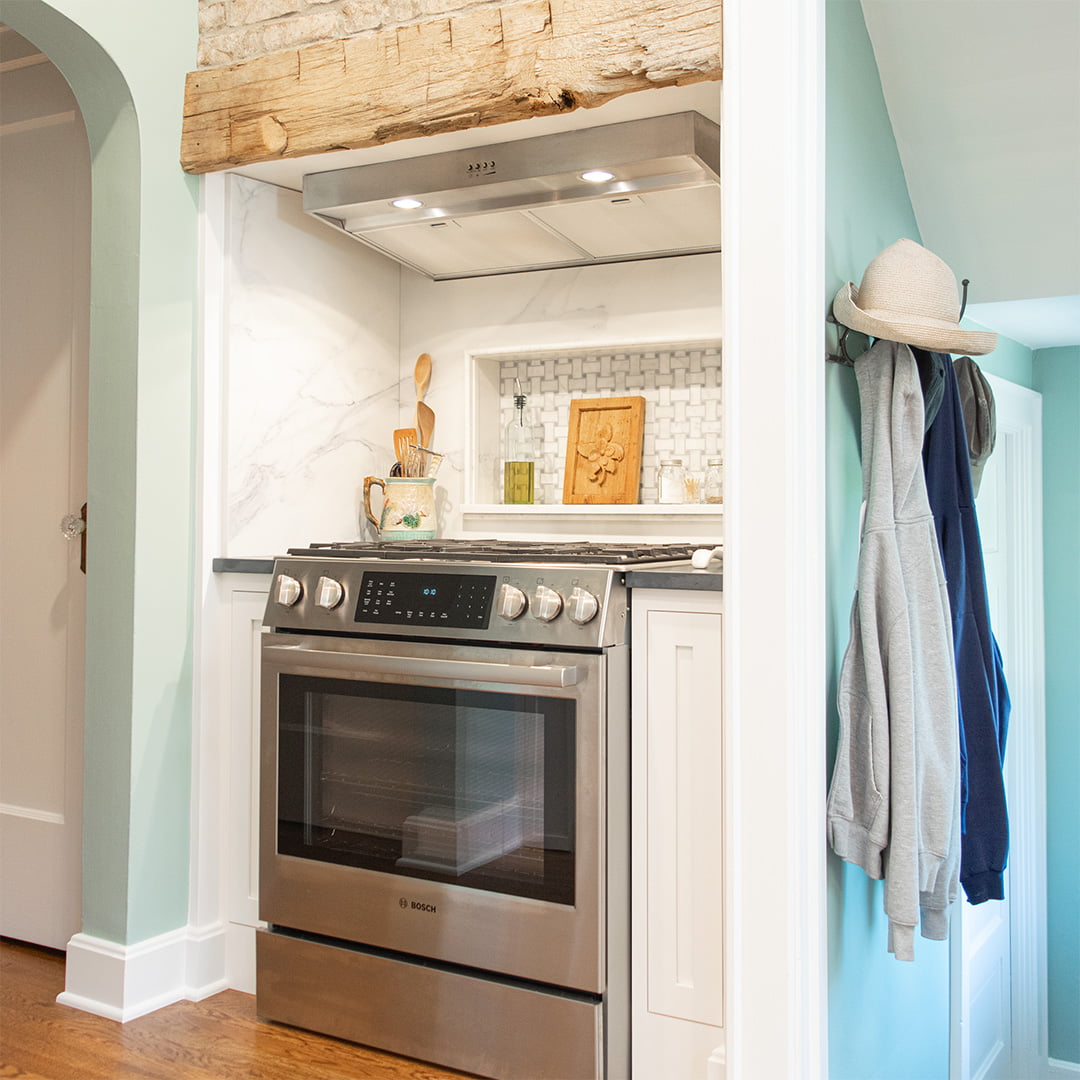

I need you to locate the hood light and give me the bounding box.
[391,197,424,209]
[580,169,615,183]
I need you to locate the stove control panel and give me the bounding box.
[355,571,495,630]
[263,558,627,647]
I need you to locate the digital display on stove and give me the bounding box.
[355,571,496,629]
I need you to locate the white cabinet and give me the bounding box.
[631,588,725,1078]
[195,574,269,994]
[224,584,269,991]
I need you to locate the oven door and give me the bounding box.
[259,633,623,994]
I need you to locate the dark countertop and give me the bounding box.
[212,557,275,574]
[625,565,723,591]
[213,557,723,591]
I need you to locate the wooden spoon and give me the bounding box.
[414,352,432,404]
[416,401,435,451]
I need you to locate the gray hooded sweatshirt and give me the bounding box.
[827,339,961,961]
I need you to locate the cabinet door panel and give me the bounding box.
[632,591,725,1077]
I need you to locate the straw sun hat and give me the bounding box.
[832,238,998,356]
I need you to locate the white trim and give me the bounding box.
[721,0,826,1077]
[991,377,1048,1079]
[58,925,229,1022]
[0,802,65,825]
[184,922,232,1003]
[0,52,50,74]
[949,377,1047,1080]
[1048,1059,1080,1078]
[0,110,77,137]
[188,170,232,993]
[707,1044,728,1080]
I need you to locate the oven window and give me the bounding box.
[277,675,576,906]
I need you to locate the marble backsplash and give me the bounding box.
[220,175,723,554]
[222,174,400,556]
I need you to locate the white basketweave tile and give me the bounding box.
[496,341,721,502]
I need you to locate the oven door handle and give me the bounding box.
[263,644,582,688]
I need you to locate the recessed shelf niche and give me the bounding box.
[466,339,723,536]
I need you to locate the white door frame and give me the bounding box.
[949,375,1047,1079]
[721,0,827,1077]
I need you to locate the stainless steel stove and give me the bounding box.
[256,538,697,1079]
[266,539,698,648]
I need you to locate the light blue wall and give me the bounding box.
[963,322,1034,389]
[0,0,198,945]
[1032,346,1080,1066]
[825,2,1041,1076]
[825,5,951,1076]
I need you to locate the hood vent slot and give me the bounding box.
[302,111,720,280]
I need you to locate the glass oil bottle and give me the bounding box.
[503,379,535,504]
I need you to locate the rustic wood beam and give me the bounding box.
[181,0,722,174]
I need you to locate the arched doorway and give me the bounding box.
[0,21,91,949]
[0,3,199,1007]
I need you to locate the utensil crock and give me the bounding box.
[364,476,437,540]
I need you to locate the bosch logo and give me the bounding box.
[399,898,437,914]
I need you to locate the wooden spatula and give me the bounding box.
[394,427,417,469]
[416,402,435,451]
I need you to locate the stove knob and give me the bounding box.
[566,586,600,626]
[275,574,302,607]
[315,576,344,610]
[531,584,563,622]
[496,583,528,620]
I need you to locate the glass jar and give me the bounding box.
[657,459,686,504]
[703,458,724,505]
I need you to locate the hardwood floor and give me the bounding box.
[0,939,476,1080]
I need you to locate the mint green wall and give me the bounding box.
[825,2,1043,1076]
[0,0,198,945]
[1032,346,1080,1066]
[963,322,1034,389]
[825,5,951,1075]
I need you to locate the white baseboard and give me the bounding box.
[225,920,258,995]
[707,1044,727,1080]
[57,922,230,1022]
[1048,1059,1080,1078]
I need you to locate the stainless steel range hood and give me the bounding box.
[302,111,720,280]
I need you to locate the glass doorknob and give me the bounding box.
[60,513,86,539]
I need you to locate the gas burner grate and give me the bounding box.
[288,539,702,566]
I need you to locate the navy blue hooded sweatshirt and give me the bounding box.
[919,351,1010,904]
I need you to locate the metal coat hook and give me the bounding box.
[959,278,970,321]
[826,313,859,366]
